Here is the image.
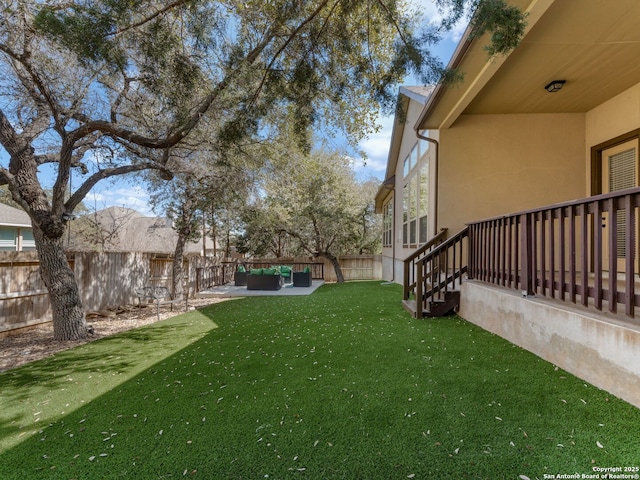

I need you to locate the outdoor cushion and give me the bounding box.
[303,266,310,273]
[280,266,292,276]
[250,268,263,275]
[263,268,276,275]
[237,265,246,272]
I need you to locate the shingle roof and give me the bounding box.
[0,203,32,227]
[70,206,208,254]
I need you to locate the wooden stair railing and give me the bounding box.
[403,229,447,302]
[403,227,469,318]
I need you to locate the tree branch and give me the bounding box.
[109,0,193,37]
[64,163,169,212]
[68,27,278,149]
[251,0,332,107]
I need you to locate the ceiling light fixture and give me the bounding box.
[544,80,566,93]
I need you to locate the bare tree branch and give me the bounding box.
[64,162,169,212]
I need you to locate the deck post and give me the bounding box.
[520,213,535,296]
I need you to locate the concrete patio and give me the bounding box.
[196,280,325,298]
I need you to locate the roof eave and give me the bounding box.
[415,0,556,131]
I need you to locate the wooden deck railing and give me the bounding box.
[467,186,640,318]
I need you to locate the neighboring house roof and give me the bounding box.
[0,203,32,228]
[416,0,640,130]
[70,206,208,254]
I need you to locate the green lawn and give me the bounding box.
[1,282,639,479]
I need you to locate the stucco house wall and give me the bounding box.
[379,88,434,282]
[437,113,586,235]
[586,83,640,149]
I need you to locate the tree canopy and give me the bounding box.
[240,142,382,281]
[0,0,526,340]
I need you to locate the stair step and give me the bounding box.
[403,291,460,318]
[402,299,418,316]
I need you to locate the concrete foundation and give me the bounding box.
[458,280,640,409]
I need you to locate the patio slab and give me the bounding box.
[197,280,325,298]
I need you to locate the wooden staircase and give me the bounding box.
[403,228,469,318]
[402,291,460,317]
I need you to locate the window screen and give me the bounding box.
[609,148,636,258]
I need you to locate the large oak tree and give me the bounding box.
[0,0,525,340]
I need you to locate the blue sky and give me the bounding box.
[1,1,465,217]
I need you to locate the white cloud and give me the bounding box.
[85,185,155,217]
[354,115,395,181]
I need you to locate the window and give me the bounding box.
[402,142,420,178]
[409,176,417,245]
[609,147,636,258]
[402,140,431,247]
[419,138,430,157]
[402,185,409,245]
[418,162,429,243]
[0,227,17,251]
[383,200,393,247]
[409,144,418,172]
[21,228,36,251]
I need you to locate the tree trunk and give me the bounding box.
[33,225,89,341]
[172,232,187,300]
[319,251,344,283]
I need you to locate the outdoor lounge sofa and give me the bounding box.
[280,265,293,284]
[246,268,283,290]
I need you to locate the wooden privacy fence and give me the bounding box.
[0,252,51,333]
[0,252,211,334]
[1,252,382,334]
[214,255,382,283]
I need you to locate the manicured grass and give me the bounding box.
[0,282,639,479]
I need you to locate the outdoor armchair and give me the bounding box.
[293,267,312,287]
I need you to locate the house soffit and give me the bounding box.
[417,0,640,130]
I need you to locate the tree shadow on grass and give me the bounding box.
[1,285,640,479]
[0,305,223,454]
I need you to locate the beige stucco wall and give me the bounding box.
[438,113,586,234]
[381,95,433,283]
[586,82,640,194]
[586,83,640,148]
[392,101,437,276]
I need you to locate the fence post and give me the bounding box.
[520,213,535,296]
